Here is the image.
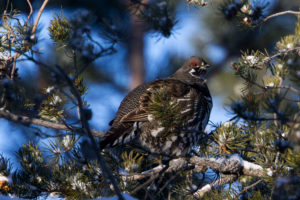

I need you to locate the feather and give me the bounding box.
[120,108,148,122]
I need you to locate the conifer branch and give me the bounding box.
[122,154,272,198]
[52,64,125,200]
[0,109,105,138]
[122,154,272,181]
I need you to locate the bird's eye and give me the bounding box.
[191,61,199,67]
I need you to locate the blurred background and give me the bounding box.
[0,0,299,165]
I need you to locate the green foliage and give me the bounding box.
[276,15,300,51]
[43,134,78,164]
[18,142,44,169]
[275,15,300,87]
[227,10,300,200]
[49,13,72,45]
[276,35,299,50]
[39,87,66,121]
[248,190,264,200]
[241,50,267,69]
[148,87,181,131]
[283,149,300,175]
[0,141,108,199]
[0,8,27,53]
[121,150,143,173]
[213,122,251,155]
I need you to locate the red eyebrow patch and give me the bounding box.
[191,61,199,66]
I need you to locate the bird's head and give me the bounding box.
[171,56,210,82]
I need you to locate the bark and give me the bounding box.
[127,1,147,90]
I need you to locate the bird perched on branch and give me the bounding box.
[101,56,212,157]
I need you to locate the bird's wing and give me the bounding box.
[120,108,148,122]
[100,79,192,148]
[119,79,190,123]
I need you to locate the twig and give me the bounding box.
[274,151,280,169]
[122,158,196,181]
[122,165,164,181]
[131,173,160,195]
[10,55,17,79]
[32,0,49,39]
[0,110,105,138]
[131,164,169,195]
[236,179,263,199]
[265,85,300,95]
[25,0,33,25]
[193,174,238,198]
[157,170,181,194]
[239,74,266,90]
[262,10,300,24]
[72,49,78,75]
[265,47,300,63]
[6,0,50,80]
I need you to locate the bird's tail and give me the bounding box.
[100,123,136,149]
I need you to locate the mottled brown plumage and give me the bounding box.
[100,56,212,157]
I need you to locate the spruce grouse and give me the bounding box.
[100,56,212,157]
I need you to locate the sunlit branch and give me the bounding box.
[121,154,272,182]
[8,0,50,80]
[262,10,300,24]
[25,0,33,25]
[32,0,49,39]
[262,46,300,64]
[193,174,238,198]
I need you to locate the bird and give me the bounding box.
[100,56,212,157]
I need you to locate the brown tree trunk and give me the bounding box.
[127,1,148,90]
